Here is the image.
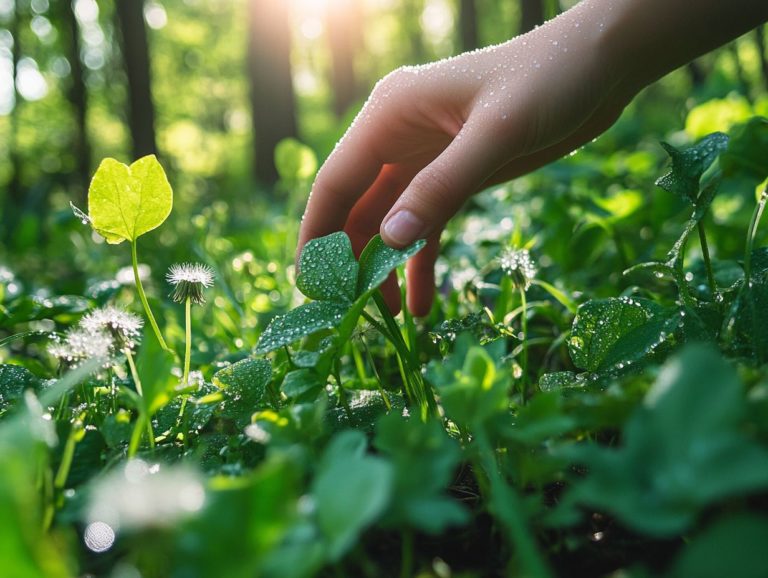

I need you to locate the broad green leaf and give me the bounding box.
[559,345,768,535]
[255,301,349,354]
[729,278,768,362]
[356,235,426,296]
[274,138,318,183]
[655,133,729,203]
[719,117,768,189]
[88,155,173,244]
[296,232,358,303]
[667,515,768,578]
[375,414,469,533]
[313,431,393,560]
[213,358,272,424]
[568,297,660,372]
[281,369,324,402]
[538,371,583,393]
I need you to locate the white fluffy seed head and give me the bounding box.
[166,263,214,304]
[81,306,143,349]
[500,248,537,290]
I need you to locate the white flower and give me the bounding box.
[48,327,114,367]
[166,263,215,304]
[500,248,537,290]
[80,306,143,350]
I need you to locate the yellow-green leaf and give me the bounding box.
[88,155,173,244]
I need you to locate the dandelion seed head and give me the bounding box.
[48,327,114,368]
[81,306,143,350]
[500,248,537,290]
[166,263,214,305]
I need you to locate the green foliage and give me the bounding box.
[87,156,173,244]
[656,133,729,203]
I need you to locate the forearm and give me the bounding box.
[599,0,768,94]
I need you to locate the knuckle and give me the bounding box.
[408,166,456,210]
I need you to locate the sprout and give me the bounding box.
[166,263,215,305]
[500,248,537,290]
[80,306,143,350]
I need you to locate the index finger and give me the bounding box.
[297,128,383,262]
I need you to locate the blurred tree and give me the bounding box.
[115,0,158,159]
[60,0,91,194]
[3,0,23,243]
[326,0,362,118]
[247,0,298,184]
[402,0,426,63]
[459,0,479,51]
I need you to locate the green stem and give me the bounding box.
[744,188,768,283]
[125,348,155,455]
[183,296,192,385]
[519,285,529,404]
[697,221,717,297]
[131,240,170,352]
[54,420,82,489]
[399,530,414,578]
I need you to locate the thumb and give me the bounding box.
[380,123,505,248]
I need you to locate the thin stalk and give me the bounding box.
[125,347,155,454]
[131,240,170,352]
[744,188,768,283]
[54,421,82,489]
[182,295,192,385]
[400,530,414,578]
[519,285,529,403]
[696,222,717,297]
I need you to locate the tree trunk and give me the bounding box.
[755,25,768,91]
[4,0,23,242]
[520,0,544,34]
[459,0,479,52]
[687,60,706,88]
[728,41,752,102]
[63,0,91,195]
[115,0,158,159]
[326,0,361,118]
[247,0,298,185]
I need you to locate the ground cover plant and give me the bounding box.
[2,110,768,578]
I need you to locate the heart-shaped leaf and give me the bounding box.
[297,232,358,303]
[88,155,173,244]
[357,235,426,296]
[255,301,348,354]
[655,133,729,203]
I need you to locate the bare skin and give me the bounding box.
[298,0,768,316]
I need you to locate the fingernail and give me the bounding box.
[383,210,425,246]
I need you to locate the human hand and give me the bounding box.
[297,1,639,316]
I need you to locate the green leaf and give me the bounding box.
[213,358,272,424]
[87,155,173,244]
[538,371,584,393]
[281,369,324,402]
[720,116,768,188]
[667,515,768,578]
[655,133,729,203]
[356,235,426,297]
[375,414,469,534]
[0,364,40,415]
[135,328,176,414]
[313,431,393,560]
[568,297,660,372]
[255,301,350,354]
[558,345,768,536]
[296,232,358,303]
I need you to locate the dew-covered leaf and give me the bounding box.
[255,301,349,354]
[88,155,173,244]
[728,278,768,362]
[655,133,729,203]
[0,364,41,415]
[356,235,426,296]
[281,369,324,402]
[214,358,272,425]
[719,116,768,188]
[296,232,358,303]
[568,297,661,372]
[313,431,393,560]
[539,371,584,393]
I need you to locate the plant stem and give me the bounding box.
[131,240,170,352]
[182,295,192,386]
[125,347,155,455]
[400,530,414,578]
[744,188,768,283]
[519,285,529,403]
[697,221,717,297]
[54,420,82,489]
